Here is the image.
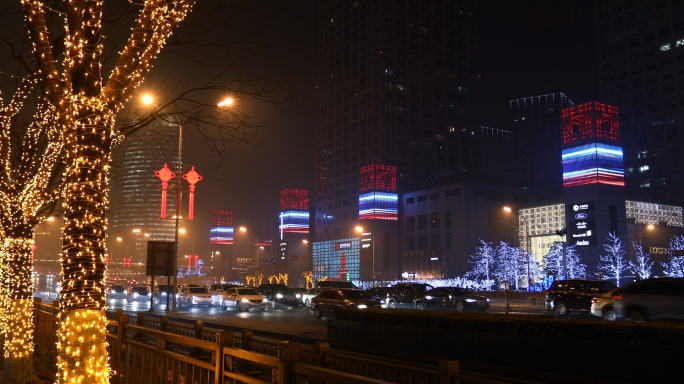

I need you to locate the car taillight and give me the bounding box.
[591,298,597,303]
[612,294,622,300]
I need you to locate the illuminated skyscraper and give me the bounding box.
[315,1,483,241]
[108,120,179,273]
[595,1,684,205]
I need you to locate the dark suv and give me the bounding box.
[545,279,616,317]
[257,284,298,307]
[386,283,450,310]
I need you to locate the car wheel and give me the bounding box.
[628,308,646,322]
[454,301,465,312]
[314,306,323,319]
[222,300,227,310]
[388,300,397,309]
[415,301,425,310]
[554,301,569,317]
[602,307,616,321]
[235,302,242,312]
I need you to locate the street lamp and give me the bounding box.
[355,226,375,285]
[504,206,531,289]
[142,94,233,311]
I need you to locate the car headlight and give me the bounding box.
[192,295,198,300]
[276,293,283,299]
[133,293,138,298]
[262,298,268,302]
[425,295,433,300]
[465,298,477,303]
[486,298,490,302]
[356,304,367,309]
[296,293,301,298]
[449,295,453,300]
[241,298,249,303]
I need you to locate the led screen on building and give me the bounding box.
[359,192,398,220]
[210,209,234,244]
[562,143,624,187]
[279,210,310,237]
[566,202,597,247]
[360,164,396,192]
[312,238,360,281]
[562,102,619,145]
[280,189,309,210]
[210,226,233,245]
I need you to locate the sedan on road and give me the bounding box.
[222,287,268,311]
[431,287,490,312]
[310,289,382,319]
[177,286,214,307]
[127,286,151,302]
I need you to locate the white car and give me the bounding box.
[590,290,617,321]
[221,287,268,311]
[177,286,214,307]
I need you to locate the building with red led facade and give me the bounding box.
[278,189,311,286]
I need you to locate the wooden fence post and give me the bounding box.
[439,360,460,384]
[314,341,329,367]
[242,330,253,350]
[117,313,130,384]
[216,330,233,384]
[275,341,300,384]
[51,300,60,367]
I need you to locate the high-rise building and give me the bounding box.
[108,120,179,274]
[510,93,575,196]
[315,0,484,244]
[595,1,684,205]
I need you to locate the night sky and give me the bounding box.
[2,1,599,259]
[163,1,600,258]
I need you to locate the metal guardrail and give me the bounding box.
[34,298,541,384]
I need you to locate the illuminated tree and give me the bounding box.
[630,242,653,280]
[301,271,314,288]
[542,242,587,279]
[466,239,496,282]
[661,236,684,278]
[597,232,630,287]
[279,273,288,286]
[493,241,527,290]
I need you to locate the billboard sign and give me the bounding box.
[567,202,596,246]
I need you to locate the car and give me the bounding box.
[301,287,324,307]
[431,287,490,312]
[221,287,268,311]
[386,283,451,310]
[208,283,242,306]
[106,285,127,299]
[257,284,298,307]
[310,288,382,319]
[545,279,617,317]
[127,286,151,302]
[590,288,622,321]
[368,287,392,307]
[612,278,684,322]
[177,286,214,307]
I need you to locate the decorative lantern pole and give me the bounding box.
[155,163,176,219]
[183,166,202,221]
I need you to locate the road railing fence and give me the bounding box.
[34,297,541,384]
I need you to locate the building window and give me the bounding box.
[431,234,440,249]
[445,233,453,249]
[660,43,671,51]
[445,210,452,227]
[639,165,650,173]
[640,180,651,188]
[418,235,428,249]
[406,197,415,204]
[406,216,415,231]
[417,214,428,230]
[407,237,415,250]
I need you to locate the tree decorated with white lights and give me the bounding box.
[493,241,526,290]
[541,242,587,279]
[630,242,653,280]
[466,239,496,282]
[662,236,684,277]
[597,231,630,287]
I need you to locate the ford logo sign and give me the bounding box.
[575,213,588,219]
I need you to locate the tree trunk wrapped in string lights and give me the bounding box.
[20,1,199,383]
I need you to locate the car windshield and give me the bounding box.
[111,285,124,292]
[157,285,172,293]
[417,284,435,293]
[342,290,372,299]
[236,288,259,295]
[132,287,148,294]
[188,287,208,293]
